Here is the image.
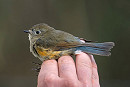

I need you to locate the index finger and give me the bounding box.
[37,60,59,87]
[40,60,58,76]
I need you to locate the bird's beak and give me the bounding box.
[24,30,30,33]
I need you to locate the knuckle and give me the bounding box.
[80,60,92,68]
[44,74,56,84]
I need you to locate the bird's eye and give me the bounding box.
[35,30,41,34]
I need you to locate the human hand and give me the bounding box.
[37,52,100,87]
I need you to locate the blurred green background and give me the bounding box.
[0,0,129,87]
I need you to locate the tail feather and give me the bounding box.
[82,42,114,51]
[75,42,115,56]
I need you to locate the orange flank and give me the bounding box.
[36,47,62,59]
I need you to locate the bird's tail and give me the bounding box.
[75,42,115,56]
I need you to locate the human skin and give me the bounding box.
[37,52,100,87]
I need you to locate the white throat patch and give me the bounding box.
[28,34,31,41]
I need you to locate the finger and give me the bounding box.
[58,56,78,80]
[40,59,58,76]
[89,55,100,87]
[37,60,59,87]
[76,52,92,87]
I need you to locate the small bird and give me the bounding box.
[24,23,115,61]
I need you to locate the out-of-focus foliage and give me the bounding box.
[0,0,129,87]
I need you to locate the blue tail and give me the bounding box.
[75,42,114,56]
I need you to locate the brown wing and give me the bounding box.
[35,29,82,50]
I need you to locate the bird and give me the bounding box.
[24,23,115,61]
